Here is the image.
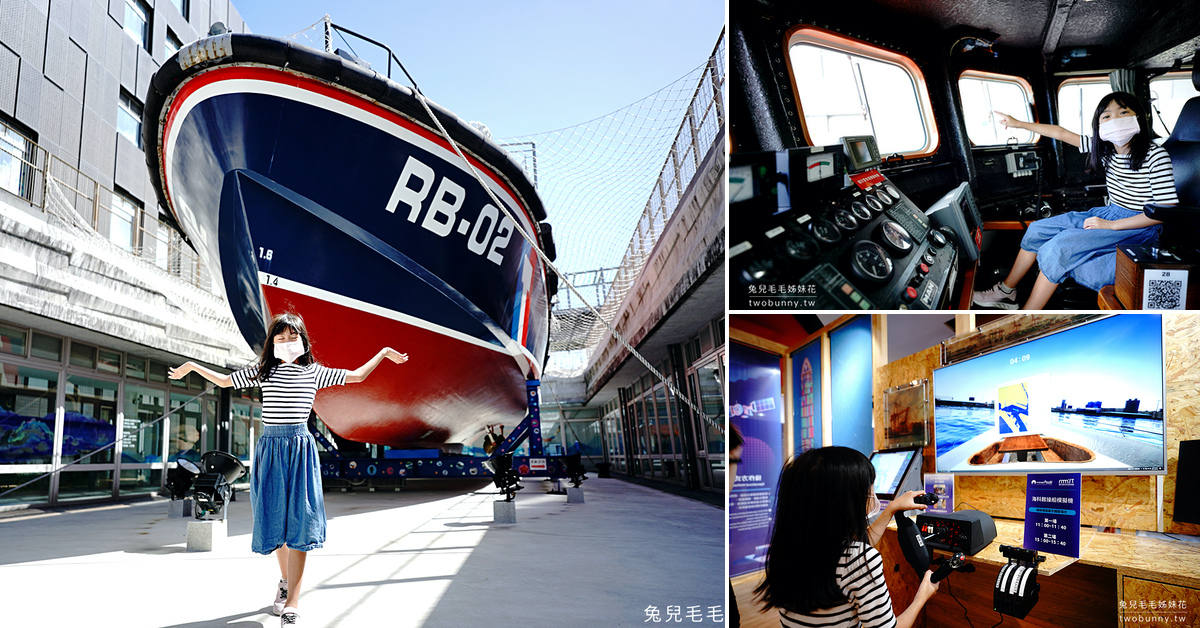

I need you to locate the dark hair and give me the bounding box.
[1086,91,1157,174]
[754,446,875,614]
[256,312,313,381]
[730,423,744,451]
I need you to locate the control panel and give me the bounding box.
[730,146,958,310]
[915,510,998,556]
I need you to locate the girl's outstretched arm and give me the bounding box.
[346,348,408,383]
[169,362,233,388]
[994,110,1081,148]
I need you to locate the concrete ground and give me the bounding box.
[0,476,724,628]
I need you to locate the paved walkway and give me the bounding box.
[0,477,724,627]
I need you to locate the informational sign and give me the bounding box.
[1023,473,1081,558]
[729,343,784,579]
[529,458,546,472]
[924,473,954,514]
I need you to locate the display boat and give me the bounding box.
[143,32,554,450]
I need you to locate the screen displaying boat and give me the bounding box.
[143,32,553,450]
[933,315,1166,475]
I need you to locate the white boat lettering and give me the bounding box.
[258,247,273,261]
[384,155,512,267]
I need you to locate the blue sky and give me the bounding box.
[235,1,726,138]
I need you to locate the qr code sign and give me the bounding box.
[1146,279,1183,309]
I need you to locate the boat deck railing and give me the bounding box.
[0,118,215,294]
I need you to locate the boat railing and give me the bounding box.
[0,117,216,294]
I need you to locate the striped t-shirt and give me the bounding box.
[779,542,897,628]
[1078,134,1178,211]
[230,363,348,424]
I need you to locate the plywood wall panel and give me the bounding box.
[1163,314,1200,536]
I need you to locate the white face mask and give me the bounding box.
[866,493,881,520]
[274,339,306,363]
[1099,115,1140,147]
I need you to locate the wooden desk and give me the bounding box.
[731,521,1200,628]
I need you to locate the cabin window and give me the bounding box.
[1057,77,1111,138]
[1149,72,1200,138]
[786,27,939,158]
[958,71,1038,146]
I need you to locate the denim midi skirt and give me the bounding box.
[250,424,326,554]
[1020,204,1161,291]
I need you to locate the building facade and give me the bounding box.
[0,0,257,509]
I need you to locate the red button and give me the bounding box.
[905,287,918,300]
[919,263,930,274]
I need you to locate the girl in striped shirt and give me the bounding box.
[170,312,407,627]
[974,92,1178,310]
[754,447,939,628]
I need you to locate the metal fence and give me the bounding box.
[0,119,214,293]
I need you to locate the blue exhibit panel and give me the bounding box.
[791,340,822,455]
[830,316,874,457]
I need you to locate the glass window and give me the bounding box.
[1150,72,1200,138]
[655,385,672,456]
[696,358,724,455]
[98,349,121,375]
[148,361,167,383]
[63,374,119,464]
[232,400,259,462]
[0,473,51,505]
[123,0,151,52]
[0,363,59,464]
[169,393,203,464]
[959,71,1037,145]
[165,29,183,58]
[109,191,139,252]
[1057,78,1111,138]
[0,324,27,356]
[117,91,144,149]
[69,342,97,369]
[169,0,188,20]
[205,396,218,453]
[789,30,938,156]
[30,333,62,362]
[57,470,115,501]
[0,124,36,202]
[125,356,146,380]
[122,384,165,464]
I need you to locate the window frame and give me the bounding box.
[117,90,144,150]
[1149,70,1199,138]
[957,69,1041,146]
[1055,75,1110,138]
[785,25,941,159]
[122,0,152,53]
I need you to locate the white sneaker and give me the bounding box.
[281,607,300,626]
[973,282,1019,309]
[273,579,288,615]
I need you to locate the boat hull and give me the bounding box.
[144,35,550,448]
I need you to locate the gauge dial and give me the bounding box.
[878,219,915,256]
[850,240,894,283]
[742,257,778,284]
[833,208,859,232]
[928,229,948,248]
[865,195,884,213]
[783,234,819,261]
[806,153,836,183]
[885,184,901,200]
[849,201,872,221]
[876,191,894,206]
[809,218,841,244]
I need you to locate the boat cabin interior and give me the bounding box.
[730,0,1200,310]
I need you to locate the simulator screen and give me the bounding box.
[933,315,1166,474]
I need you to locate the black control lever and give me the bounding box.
[930,552,975,583]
